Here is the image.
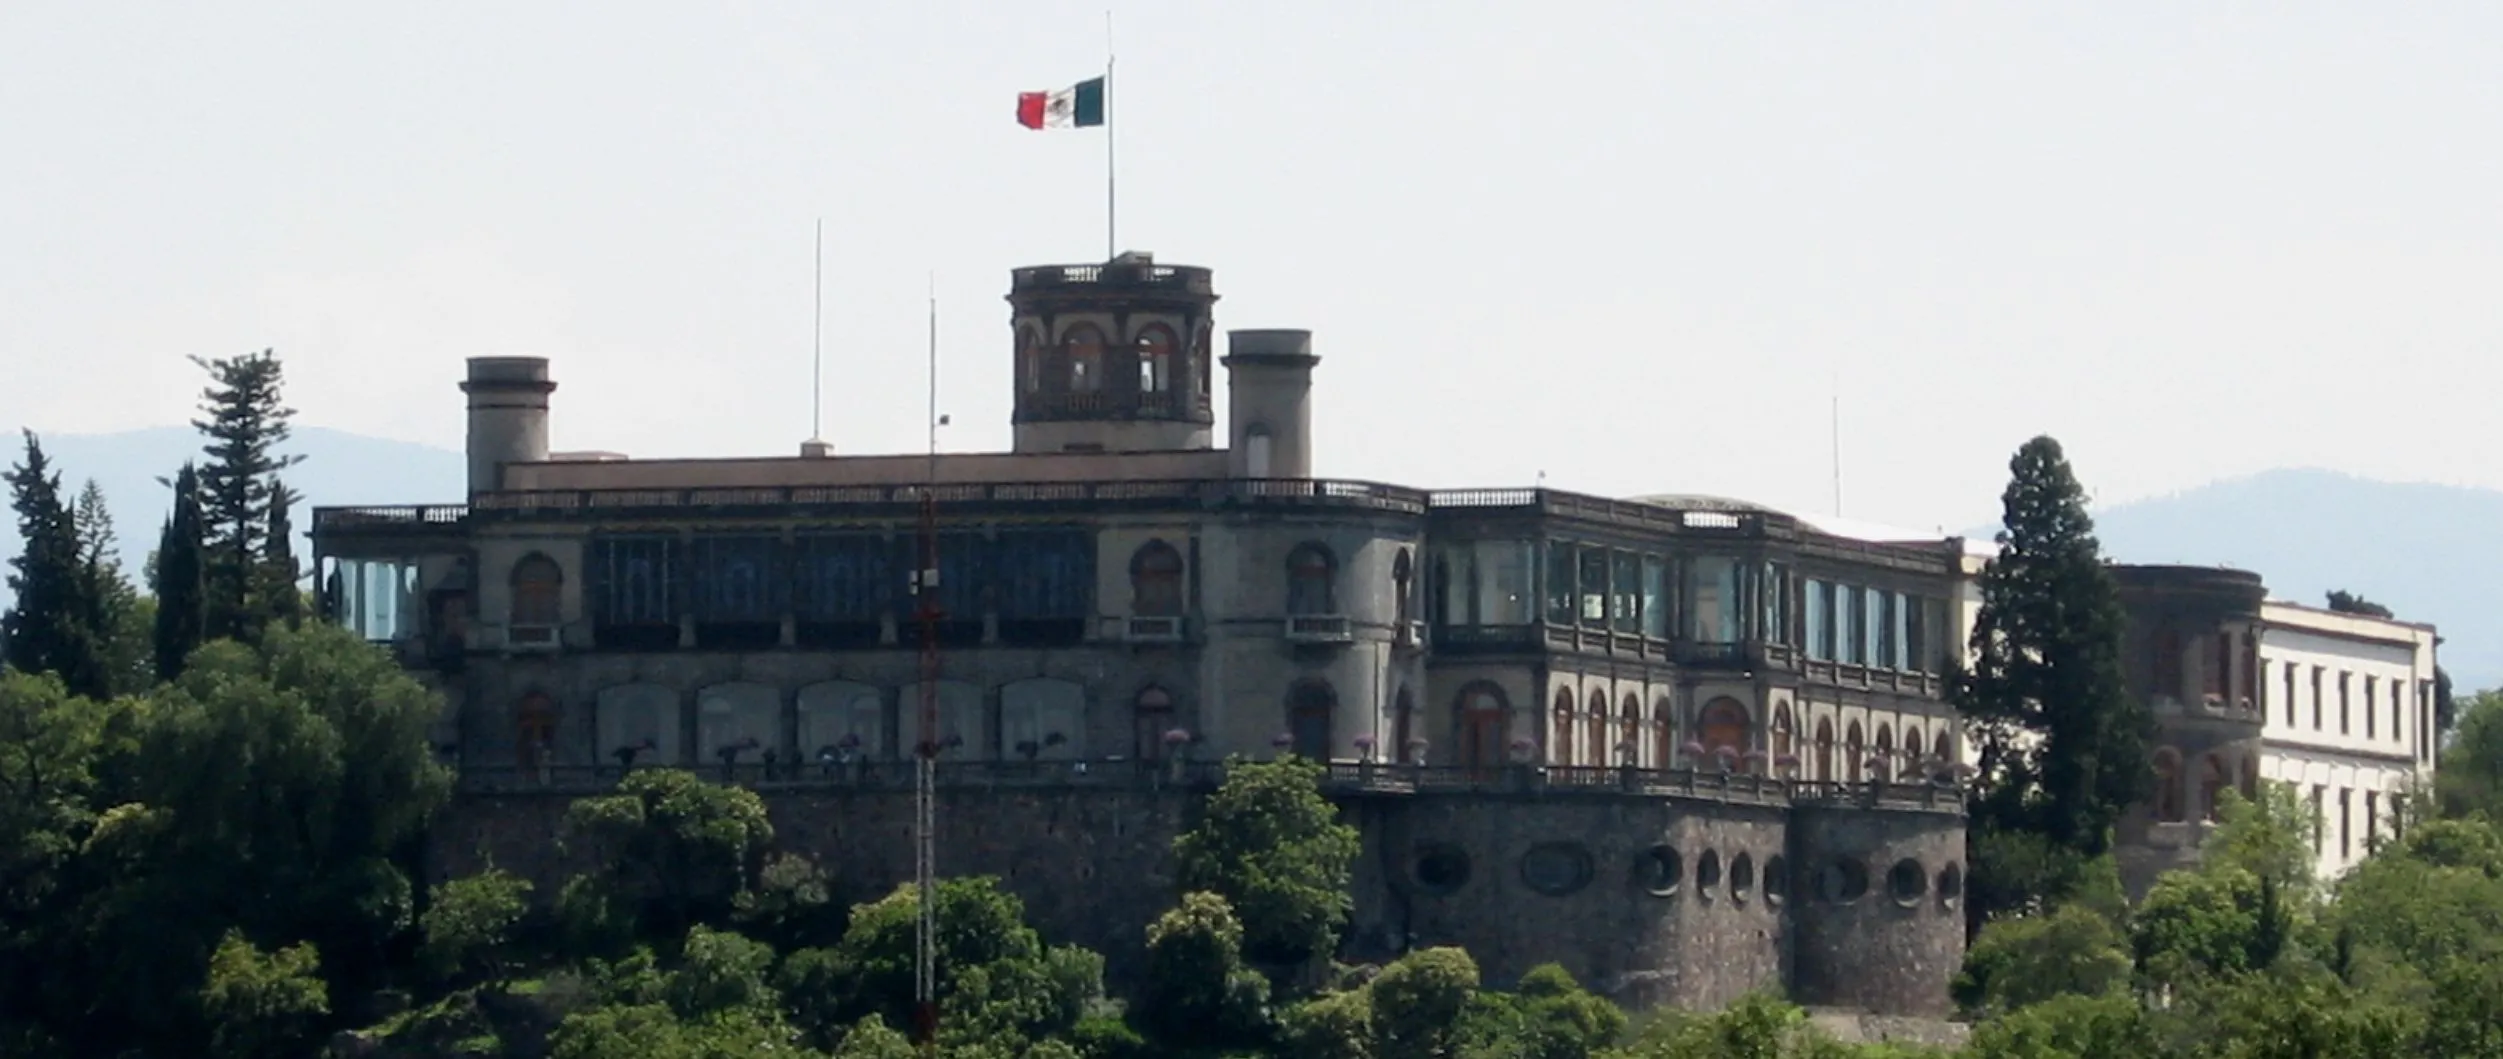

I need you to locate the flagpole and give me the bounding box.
[1105,9,1116,261]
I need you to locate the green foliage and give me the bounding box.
[1173,756,1362,966]
[1955,436,2146,922]
[1954,905,2132,1017]
[151,461,208,682]
[70,479,149,697]
[2323,589,2395,619]
[793,875,1089,1053]
[188,348,305,645]
[4,431,109,699]
[1960,992,2154,1059]
[1457,963,1626,1059]
[1278,988,1373,1059]
[2437,689,2503,820]
[563,768,774,939]
[199,929,329,1059]
[733,850,844,951]
[1139,891,1272,1050]
[420,869,534,984]
[1367,947,1478,1059]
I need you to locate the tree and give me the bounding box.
[2435,690,2503,819]
[257,478,302,632]
[562,769,774,941]
[2,431,106,700]
[150,463,208,682]
[418,869,534,985]
[2325,590,2396,620]
[198,930,328,1059]
[189,349,303,645]
[1172,756,1362,966]
[71,479,148,696]
[1956,437,2146,920]
[1136,892,1270,1050]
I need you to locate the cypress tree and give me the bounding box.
[190,349,303,644]
[3,430,107,698]
[152,462,208,682]
[1957,436,2147,855]
[258,478,303,630]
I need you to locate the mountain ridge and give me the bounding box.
[4,429,2489,690]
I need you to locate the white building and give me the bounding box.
[2254,599,2439,879]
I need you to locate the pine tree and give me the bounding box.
[191,349,303,644]
[152,462,209,682]
[1957,436,2148,857]
[3,431,107,698]
[72,478,147,694]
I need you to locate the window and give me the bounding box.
[1803,579,1830,660]
[1691,558,1740,644]
[1288,681,1335,760]
[1135,324,1176,394]
[2153,629,2183,701]
[2200,755,2228,821]
[1653,696,1676,768]
[2283,662,2297,728]
[2311,667,2324,729]
[1130,541,1184,616]
[2366,676,2378,739]
[1286,543,1335,615]
[1877,592,1900,670]
[2391,679,2406,746]
[1762,563,1790,645]
[996,528,1094,645]
[1640,556,1669,638]
[2338,788,2352,859]
[1577,545,1608,626]
[516,692,559,768]
[1872,724,1895,782]
[1392,548,1414,628]
[2311,785,2326,854]
[1192,323,1212,397]
[1814,719,1836,781]
[511,553,562,631]
[1585,690,1608,767]
[2206,633,2230,699]
[1243,426,1273,477]
[2152,751,2172,826]
[1844,721,1864,782]
[2339,672,2352,735]
[1844,587,1868,664]
[1611,551,1641,634]
[1620,693,1641,766]
[1699,698,1749,758]
[2366,790,2380,849]
[1551,688,1575,765]
[1933,728,1954,766]
[1062,324,1105,392]
[1772,705,1795,770]
[1456,683,1506,767]
[1134,686,1176,761]
[1545,543,1576,625]
[1903,594,1927,673]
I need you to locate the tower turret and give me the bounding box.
[461,356,554,494]
[1007,252,1218,454]
[1222,329,1319,478]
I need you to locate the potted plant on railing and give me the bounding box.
[1680,740,1709,771]
[1741,749,1769,785]
[1774,752,1802,783]
[1404,737,1429,769]
[1161,728,1193,783]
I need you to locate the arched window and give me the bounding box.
[1772,705,1796,769]
[1192,322,1212,397]
[1392,548,1414,629]
[1814,718,1836,781]
[1129,541,1184,616]
[1901,723,1925,774]
[1551,687,1576,765]
[516,692,559,768]
[511,553,562,634]
[1286,543,1336,615]
[1698,698,1750,758]
[1585,689,1609,768]
[1845,721,1865,783]
[1653,695,1676,771]
[2200,754,2229,821]
[1288,680,1336,760]
[1455,682,1506,767]
[1872,724,1895,782]
[1016,326,1044,394]
[2152,748,2184,822]
[1135,324,1177,394]
[1620,693,1642,767]
[2238,754,2259,801]
[1933,727,1955,766]
[1134,686,1176,761]
[1062,324,1105,392]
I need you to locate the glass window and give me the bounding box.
[1287,543,1336,616]
[1130,540,1184,616]
[1876,592,1899,670]
[1640,556,1669,639]
[1904,594,1928,673]
[1545,542,1576,625]
[1477,540,1534,625]
[1435,545,1474,626]
[1844,586,1867,665]
[1690,557,1740,644]
[1577,546,1608,626]
[1802,579,1828,660]
[1611,551,1640,634]
[1135,325,1176,394]
[1762,563,1789,645]
[1063,324,1105,392]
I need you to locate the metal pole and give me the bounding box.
[1105,11,1116,260]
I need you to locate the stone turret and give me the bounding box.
[460,356,553,494]
[1223,329,1320,478]
[1006,252,1218,454]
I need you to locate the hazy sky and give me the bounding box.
[4,3,2498,532]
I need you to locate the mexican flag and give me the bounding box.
[1017,76,1106,130]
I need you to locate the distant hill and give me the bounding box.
[0,425,465,586]
[2079,469,2497,692]
[3,433,2491,692]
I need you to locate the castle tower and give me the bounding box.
[460,356,554,494]
[1007,252,1218,454]
[1222,329,1320,478]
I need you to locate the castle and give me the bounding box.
[311,254,1976,1014]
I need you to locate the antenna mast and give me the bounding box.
[910,274,943,1057]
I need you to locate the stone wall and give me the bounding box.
[430,777,1963,1015]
